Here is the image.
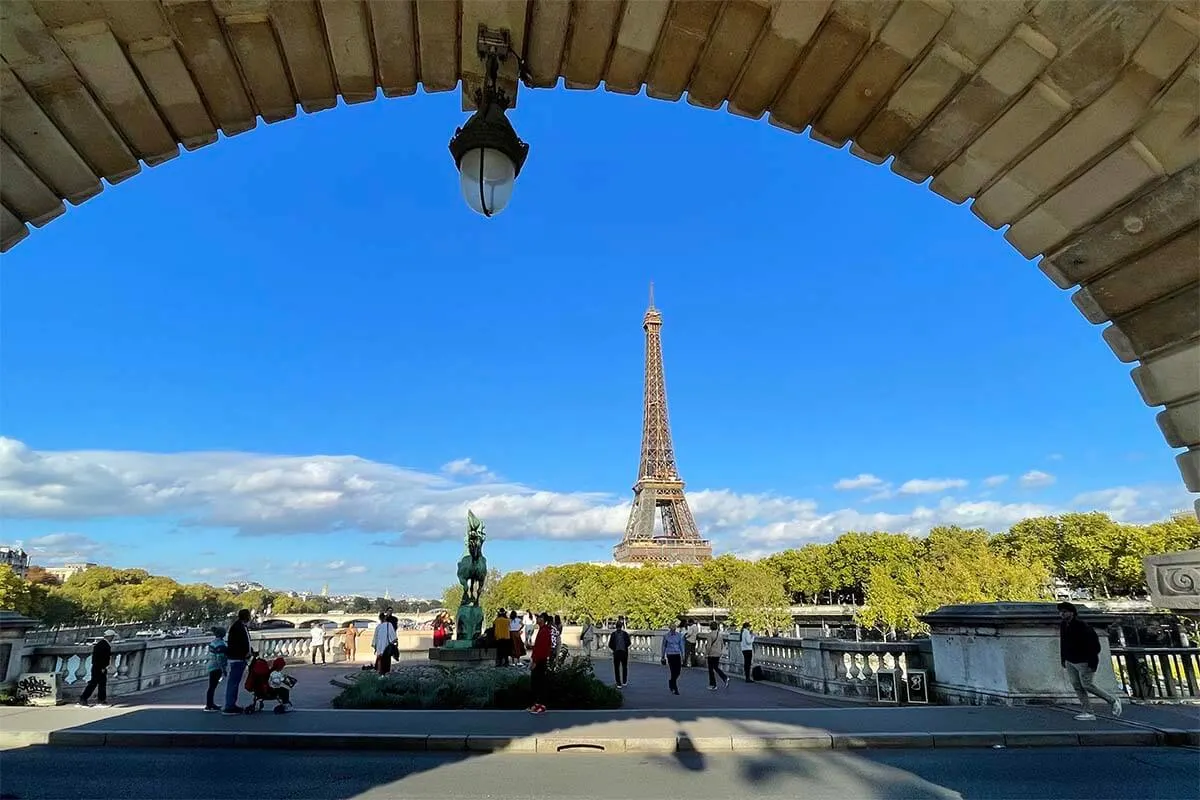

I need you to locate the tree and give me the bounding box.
[25,566,61,586]
[727,562,792,633]
[0,565,34,616]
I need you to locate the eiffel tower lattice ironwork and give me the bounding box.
[614,285,712,566]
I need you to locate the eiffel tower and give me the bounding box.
[614,285,712,566]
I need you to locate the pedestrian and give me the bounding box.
[1058,602,1122,720]
[204,626,228,711]
[740,622,756,682]
[493,609,511,667]
[372,611,397,675]
[222,609,252,715]
[508,610,526,663]
[528,612,553,714]
[609,619,631,688]
[310,623,327,665]
[77,629,117,708]
[551,614,564,666]
[684,618,701,667]
[580,618,595,660]
[342,622,358,662]
[706,622,730,690]
[661,621,685,695]
[524,612,535,649]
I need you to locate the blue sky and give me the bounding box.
[0,88,1192,597]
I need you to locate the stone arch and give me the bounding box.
[256,619,296,629]
[0,1,1196,502]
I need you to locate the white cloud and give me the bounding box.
[897,478,968,495]
[1020,470,1056,488]
[983,475,1009,487]
[1048,453,1064,461]
[0,438,1190,559]
[441,458,496,482]
[24,532,107,564]
[834,474,885,491]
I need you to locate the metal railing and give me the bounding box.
[1111,646,1200,700]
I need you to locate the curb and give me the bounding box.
[0,727,1185,753]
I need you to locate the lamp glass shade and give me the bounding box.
[458,147,517,216]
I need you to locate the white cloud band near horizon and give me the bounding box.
[0,437,1193,556]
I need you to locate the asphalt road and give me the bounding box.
[1,746,1197,800]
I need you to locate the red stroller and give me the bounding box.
[243,655,296,714]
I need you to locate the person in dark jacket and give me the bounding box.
[222,608,253,715]
[78,630,117,707]
[608,620,631,688]
[1058,602,1122,720]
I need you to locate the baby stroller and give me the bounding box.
[243,655,297,714]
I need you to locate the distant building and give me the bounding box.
[1,547,29,579]
[223,580,267,594]
[43,562,97,582]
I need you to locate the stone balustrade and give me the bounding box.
[16,629,332,702]
[589,629,931,703]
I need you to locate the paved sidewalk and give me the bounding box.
[1,702,1195,754]
[120,660,848,711]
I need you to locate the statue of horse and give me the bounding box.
[453,510,489,642]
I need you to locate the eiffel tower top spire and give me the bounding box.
[644,281,661,327]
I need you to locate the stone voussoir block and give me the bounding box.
[535,736,627,753]
[933,731,1005,748]
[833,732,935,749]
[46,730,107,747]
[623,736,678,753]
[425,734,468,751]
[675,736,734,753]
[465,735,538,753]
[1077,729,1161,747]
[1003,731,1080,747]
[103,730,182,747]
[731,734,832,751]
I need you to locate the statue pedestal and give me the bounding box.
[454,605,484,645]
[428,647,490,666]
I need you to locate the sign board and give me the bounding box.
[15,672,59,706]
[905,668,930,705]
[875,668,901,704]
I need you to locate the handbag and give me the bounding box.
[386,641,400,659]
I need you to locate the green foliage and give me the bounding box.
[331,658,622,710]
[857,525,1051,637]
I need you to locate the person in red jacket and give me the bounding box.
[528,612,553,714]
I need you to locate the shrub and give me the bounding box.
[332,658,622,710]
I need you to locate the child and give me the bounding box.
[267,657,293,710]
[204,626,228,711]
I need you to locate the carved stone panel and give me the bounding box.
[1144,548,1200,615]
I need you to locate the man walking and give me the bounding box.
[1058,602,1122,720]
[684,618,701,667]
[608,619,631,688]
[222,609,252,715]
[661,622,685,695]
[740,622,756,683]
[310,623,327,665]
[78,630,117,708]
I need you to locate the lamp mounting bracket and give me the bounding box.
[477,26,511,63]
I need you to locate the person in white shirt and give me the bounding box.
[310,623,327,665]
[372,612,398,675]
[739,622,756,683]
[684,619,701,667]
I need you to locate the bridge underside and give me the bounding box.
[0,1,1197,502]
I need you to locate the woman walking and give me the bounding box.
[705,622,730,690]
